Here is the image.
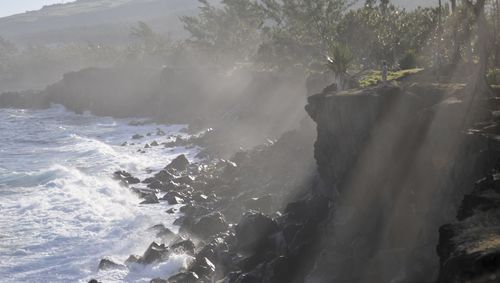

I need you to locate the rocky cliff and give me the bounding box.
[304,83,495,282]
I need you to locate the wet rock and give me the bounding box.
[125,255,140,266]
[154,170,175,183]
[180,204,211,218]
[113,171,140,185]
[145,143,151,148]
[149,224,175,239]
[170,239,195,255]
[174,175,195,186]
[146,179,165,191]
[167,272,200,283]
[166,208,176,214]
[166,155,190,171]
[191,212,229,239]
[139,242,169,264]
[161,192,184,205]
[121,142,128,146]
[88,280,101,283]
[151,141,159,146]
[190,257,216,277]
[150,278,167,283]
[98,258,124,270]
[140,193,159,204]
[236,212,278,254]
[132,134,144,140]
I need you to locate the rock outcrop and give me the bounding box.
[305,84,493,282]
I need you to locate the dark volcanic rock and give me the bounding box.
[139,242,169,264]
[236,212,279,254]
[161,191,184,205]
[170,239,196,255]
[191,212,229,239]
[140,193,159,204]
[149,224,175,239]
[113,170,140,185]
[132,134,144,140]
[154,170,175,183]
[98,258,124,270]
[166,155,190,171]
[167,272,200,283]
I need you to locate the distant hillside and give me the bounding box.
[0,0,200,45]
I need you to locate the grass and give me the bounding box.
[358,68,424,88]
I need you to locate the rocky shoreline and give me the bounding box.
[87,115,322,282]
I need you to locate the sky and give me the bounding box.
[0,0,75,18]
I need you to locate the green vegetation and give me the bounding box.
[1,0,499,93]
[359,68,424,87]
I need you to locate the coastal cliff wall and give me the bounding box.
[305,84,494,282]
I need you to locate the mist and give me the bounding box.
[1,0,499,282]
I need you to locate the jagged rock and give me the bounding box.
[125,255,140,266]
[151,141,159,146]
[236,212,278,254]
[98,258,124,270]
[139,242,169,264]
[145,143,151,148]
[140,193,159,204]
[154,170,175,183]
[132,134,144,140]
[190,257,216,277]
[166,208,176,214]
[161,192,184,205]
[149,224,175,239]
[170,239,195,255]
[167,272,200,283]
[166,155,190,171]
[113,170,140,185]
[147,179,165,191]
[191,212,229,239]
[174,175,195,185]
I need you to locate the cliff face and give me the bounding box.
[305,84,493,282]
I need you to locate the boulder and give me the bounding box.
[154,170,175,183]
[166,155,190,171]
[149,224,175,239]
[190,257,216,277]
[132,134,144,140]
[236,212,278,254]
[170,239,195,255]
[113,171,140,185]
[191,212,229,239]
[151,141,160,146]
[161,192,184,205]
[139,242,169,264]
[150,278,167,283]
[140,193,159,204]
[167,272,200,283]
[98,258,124,270]
[125,255,140,266]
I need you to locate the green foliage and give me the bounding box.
[399,50,418,69]
[359,68,423,87]
[326,44,353,74]
[180,0,265,65]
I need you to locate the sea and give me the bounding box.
[0,105,198,282]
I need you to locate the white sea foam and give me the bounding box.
[0,106,198,282]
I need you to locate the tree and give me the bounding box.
[463,0,493,96]
[181,0,265,66]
